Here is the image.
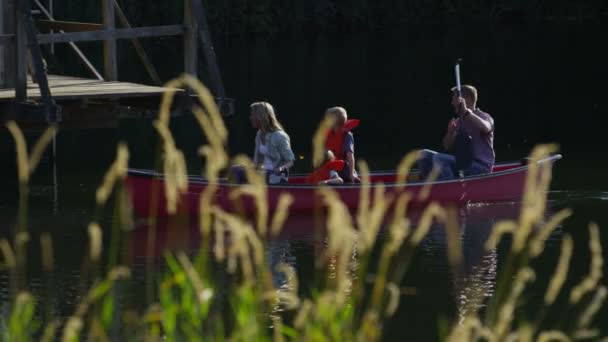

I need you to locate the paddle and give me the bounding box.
[452,58,463,120]
[452,58,473,174]
[454,58,462,97]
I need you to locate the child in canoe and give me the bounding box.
[307,150,345,185]
[325,107,360,183]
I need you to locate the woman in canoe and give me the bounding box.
[249,101,296,184]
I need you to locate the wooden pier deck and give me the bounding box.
[0,75,177,102]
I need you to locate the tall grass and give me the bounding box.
[119,0,608,37]
[1,76,606,340]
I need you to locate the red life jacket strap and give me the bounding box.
[307,160,346,184]
[343,119,360,132]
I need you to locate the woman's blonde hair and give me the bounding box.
[250,102,284,133]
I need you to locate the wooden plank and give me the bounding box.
[0,75,181,101]
[114,0,161,85]
[14,0,27,101]
[36,25,186,44]
[0,85,171,100]
[183,0,198,78]
[102,0,117,81]
[36,19,104,32]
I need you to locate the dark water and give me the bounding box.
[1,22,608,339]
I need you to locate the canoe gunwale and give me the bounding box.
[127,154,562,190]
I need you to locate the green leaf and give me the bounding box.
[102,296,115,328]
[280,324,298,338]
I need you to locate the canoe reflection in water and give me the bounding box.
[419,201,560,323]
[129,200,559,322]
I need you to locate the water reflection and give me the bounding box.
[454,248,497,323]
[0,194,565,337]
[453,205,503,323]
[419,201,565,328]
[128,201,543,318]
[267,239,297,290]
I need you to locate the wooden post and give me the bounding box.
[48,0,53,55]
[183,0,198,78]
[20,0,57,121]
[191,0,234,115]
[0,0,9,88]
[114,0,162,85]
[102,0,117,81]
[191,0,226,99]
[0,0,5,87]
[15,0,28,101]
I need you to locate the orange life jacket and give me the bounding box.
[307,160,346,184]
[325,119,360,160]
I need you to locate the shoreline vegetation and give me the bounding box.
[1,76,606,340]
[55,1,608,39]
[201,0,608,36]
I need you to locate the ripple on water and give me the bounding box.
[549,190,608,202]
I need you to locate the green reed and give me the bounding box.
[1,76,606,341]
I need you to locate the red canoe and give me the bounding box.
[126,155,562,217]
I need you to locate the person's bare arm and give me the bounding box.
[274,160,294,173]
[462,109,493,134]
[456,97,493,134]
[346,151,359,182]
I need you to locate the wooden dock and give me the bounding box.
[0,74,177,101]
[0,0,232,129]
[0,74,186,129]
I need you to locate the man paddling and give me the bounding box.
[418,85,495,180]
